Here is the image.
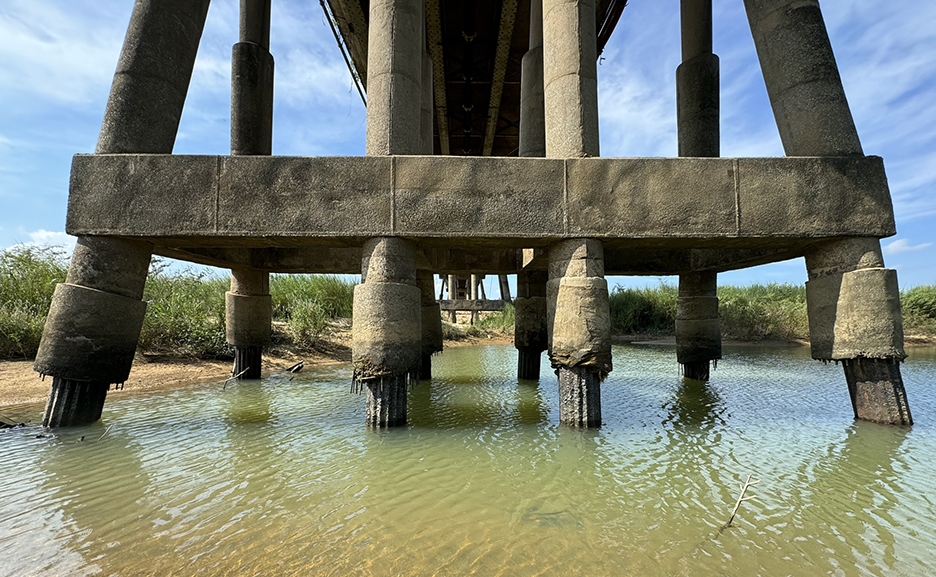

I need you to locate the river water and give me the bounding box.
[2,343,936,576]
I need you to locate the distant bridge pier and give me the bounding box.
[419,271,443,380]
[515,270,548,380]
[676,0,721,381]
[745,0,911,425]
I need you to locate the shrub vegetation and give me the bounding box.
[2,246,935,359]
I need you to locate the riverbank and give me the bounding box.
[0,331,515,409]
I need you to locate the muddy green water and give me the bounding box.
[2,344,936,576]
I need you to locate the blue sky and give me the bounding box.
[1,0,934,292]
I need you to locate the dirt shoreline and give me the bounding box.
[0,333,514,409]
[3,331,932,409]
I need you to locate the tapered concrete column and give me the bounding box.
[542,0,599,158]
[418,271,443,380]
[515,270,548,380]
[744,0,910,424]
[547,239,611,427]
[469,274,480,324]
[226,269,271,379]
[446,274,457,322]
[676,0,721,381]
[228,0,273,378]
[353,239,422,427]
[35,0,210,427]
[676,272,721,380]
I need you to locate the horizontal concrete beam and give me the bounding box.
[68,154,895,248]
[440,299,508,312]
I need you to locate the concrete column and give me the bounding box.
[447,274,457,322]
[547,239,611,427]
[676,0,721,381]
[353,0,424,426]
[227,0,273,379]
[352,238,422,427]
[676,272,721,380]
[226,269,272,379]
[418,271,443,380]
[420,20,434,155]
[515,270,548,380]
[35,0,211,427]
[515,0,548,380]
[805,240,910,424]
[469,274,479,324]
[231,0,273,156]
[542,0,599,158]
[519,0,546,158]
[365,0,424,156]
[744,0,910,424]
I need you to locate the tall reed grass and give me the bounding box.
[2,245,936,359]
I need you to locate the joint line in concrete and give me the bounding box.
[734,158,741,236]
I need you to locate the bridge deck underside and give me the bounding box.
[67,154,895,275]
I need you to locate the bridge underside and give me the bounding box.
[69,154,893,275]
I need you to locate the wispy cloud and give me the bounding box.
[882,238,933,256]
[5,230,77,253]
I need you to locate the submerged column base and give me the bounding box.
[233,345,263,379]
[518,348,542,380]
[557,366,602,428]
[420,353,432,381]
[43,378,109,427]
[361,374,410,428]
[843,357,912,426]
[681,360,712,382]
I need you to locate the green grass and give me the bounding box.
[0,246,68,358]
[2,245,936,359]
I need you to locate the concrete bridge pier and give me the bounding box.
[227,0,273,380]
[676,0,721,381]
[33,0,210,426]
[418,271,443,380]
[353,238,422,427]
[744,0,912,424]
[676,272,721,381]
[226,269,272,379]
[352,0,424,426]
[547,239,611,427]
[515,270,548,380]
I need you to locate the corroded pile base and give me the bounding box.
[843,358,912,426]
[557,366,602,428]
[517,348,541,380]
[233,345,263,379]
[420,354,432,381]
[43,378,109,428]
[681,360,712,382]
[361,375,411,428]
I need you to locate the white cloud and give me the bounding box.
[6,230,77,253]
[882,238,932,256]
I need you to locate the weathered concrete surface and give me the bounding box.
[542,0,599,157]
[843,357,912,426]
[439,299,507,312]
[515,269,547,380]
[677,53,719,157]
[231,42,274,156]
[743,0,862,156]
[97,0,211,154]
[418,271,442,379]
[352,238,421,427]
[42,380,109,428]
[365,0,423,156]
[67,155,896,243]
[676,271,721,372]
[547,239,610,428]
[34,283,147,384]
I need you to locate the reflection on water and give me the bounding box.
[2,344,936,576]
